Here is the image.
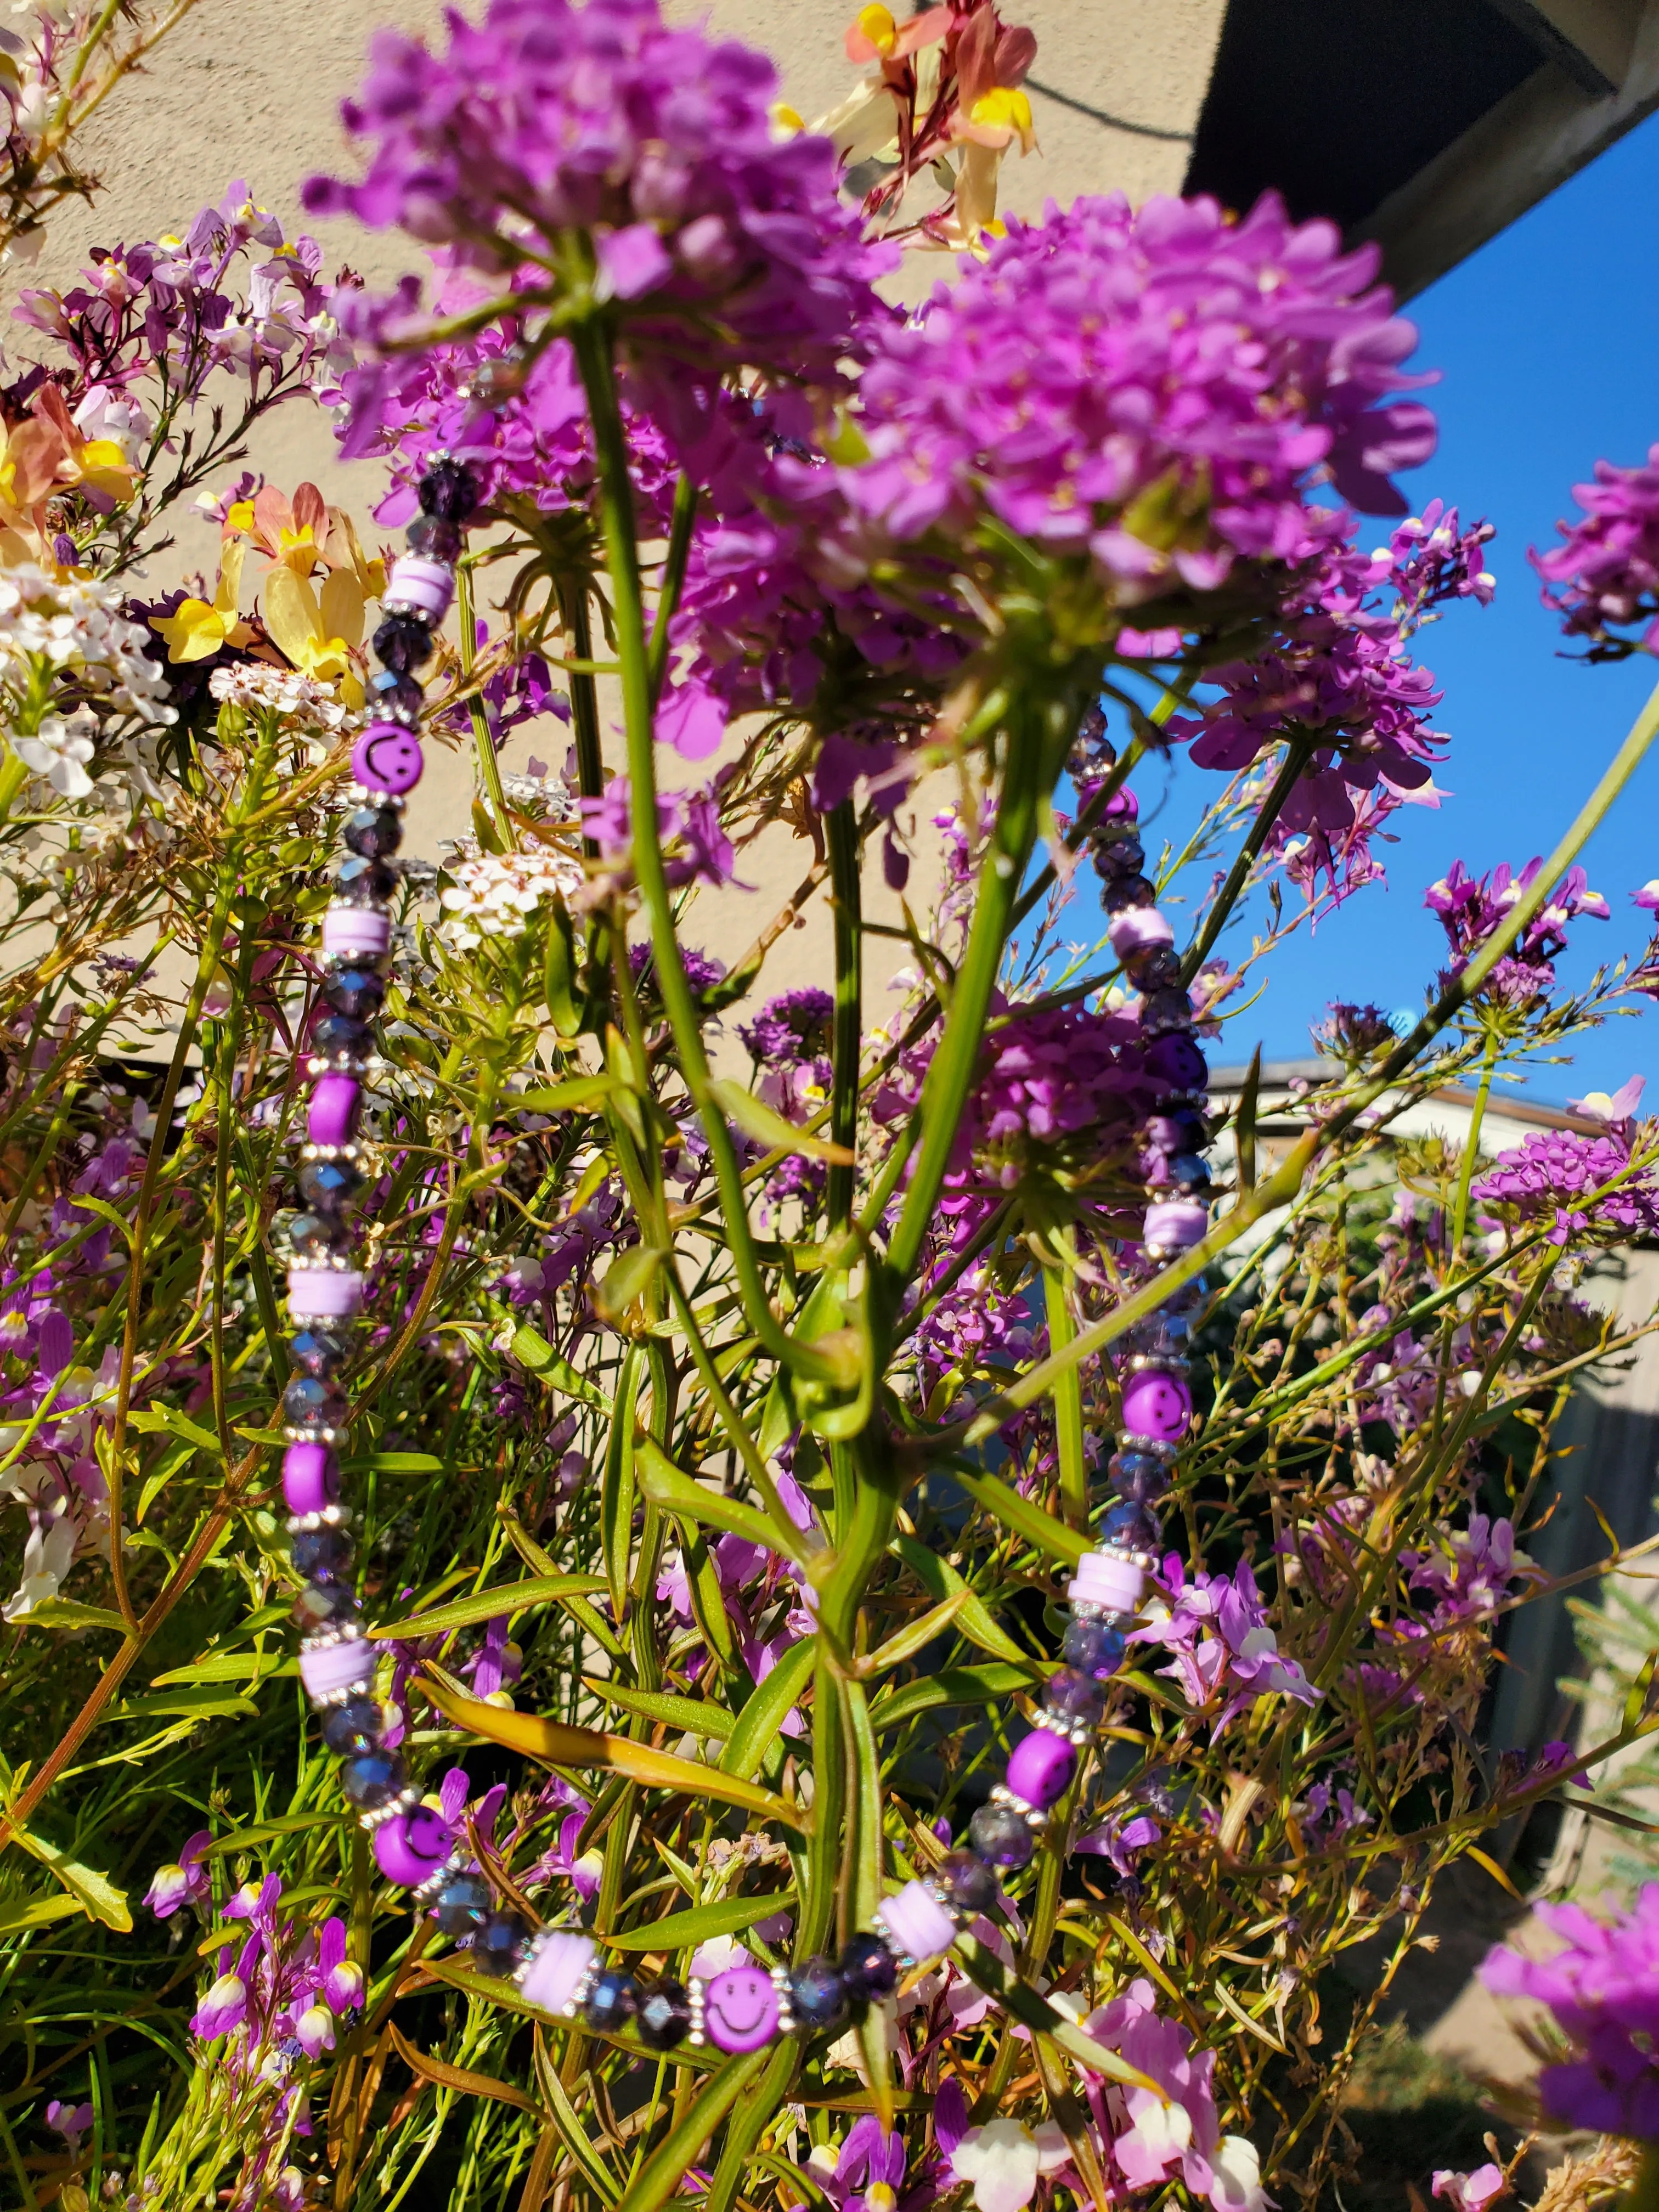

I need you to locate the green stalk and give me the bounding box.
[571,317,832,1383]
[1043,1268,1088,1528]
[1622,2142,1659,2212]
[456,561,514,847]
[827,800,862,1232]
[0,741,29,822]
[557,578,606,845]
[647,472,697,704]
[1448,1026,1499,1260]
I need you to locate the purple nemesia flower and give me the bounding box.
[1074,1812,1162,1880]
[1425,856,1609,1004]
[580,777,745,890]
[1481,1884,1659,2135]
[1533,446,1659,657]
[1130,1556,1317,1737]
[46,2100,93,2148]
[1432,2166,1506,2212]
[814,2115,947,2212]
[144,1826,212,1918]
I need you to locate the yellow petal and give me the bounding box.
[213,538,246,620]
[319,566,365,653]
[225,500,255,534]
[153,599,229,664]
[856,3,898,54]
[262,564,324,668]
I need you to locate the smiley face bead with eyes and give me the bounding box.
[351,720,425,797]
[702,1963,780,2053]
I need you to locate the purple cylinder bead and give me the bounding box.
[1144,1199,1209,1249]
[308,1074,363,1149]
[373,1804,454,1889]
[385,556,455,624]
[1110,908,1174,960]
[298,1637,375,1702]
[1070,1549,1147,1613]
[351,721,425,798]
[877,1880,956,1967]
[283,1441,341,1515]
[521,1932,599,2014]
[1006,1727,1078,1809]
[322,906,392,961]
[287,1269,364,1321]
[1121,1369,1192,1442]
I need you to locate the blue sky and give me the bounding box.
[1128,112,1659,1103]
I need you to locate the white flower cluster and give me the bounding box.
[0,565,175,731]
[437,847,583,952]
[208,660,357,738]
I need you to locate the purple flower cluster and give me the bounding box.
[739,987,834,1067]
[1482,1886,1659,2135]
[1130,1555,1317,1739]
[1472,1130,1659,1246]
[845,189,1436,605]
[1533,445,1659,657]
[1426,856,1609,1003]
[305,0,891,443]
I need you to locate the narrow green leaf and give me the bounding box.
[607,1888,796,1951]
[539,896,584,1041]
[151,1650,292,1686]
[872,1662,1037,1734]
[341,1452,447,1472]
[127,1404,222,1455]
[950,1464,1090,1566]
[533,2032,622,2202]
[953,1933,1163,2094]
[1234,1042,1261,1196]
[861,1591,968,1677]
[721,1637,816,1779]
[366,1574,608,1640]
[1623,1646,1659,1735]
[620,2048,770,2212]
[14,1598,129,1635]
[710,1077,855,1165]
[510,1324,608,1409]
[584,1678,736,1741]
[514,1074,618,1112]
[0,1891,85,1935]
[594,1242,666,1323]
[892,1535,1033,1667]
[637,1437,806,1567]
[603,1348,642,1621]
[10,1830,131,1930]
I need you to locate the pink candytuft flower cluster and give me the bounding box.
[1482,1886,1659,2135]
[1533,445,1659,658]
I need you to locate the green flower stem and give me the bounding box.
[557,578,606,846]
[827,799,862,1232]
[1626,2144,1659,2212]
[1178,732,1316,987]
[1043,1268,1088,1529]
[883,697,1049,1301]
[965,668,1659,1439]
[1448,1026,1500,1260]
[456,561,514,848]
[571,317,834,1383]
[0,741,29,823]
[647,472,697,704]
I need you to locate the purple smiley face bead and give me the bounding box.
[702,1965,780,2053]
[351,721,425,797]
[1121,1368,1192,1442]
[373,1804,454,1889]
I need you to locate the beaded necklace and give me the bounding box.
[276,455,1212,2056]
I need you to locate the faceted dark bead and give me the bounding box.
[321,1695,383,1757]
[434,1872,490,1936]
[309,1015,374,1068]
[1140,987,1195,1037]
[968,1802,1035,1871]
[582,1968,639,2034]
[292,1525,353,1580]
[1147,1111,1206,1153]
[636,1979,692,2050]
[289,1212,355,1265]
[1064,1615,1128,1680]
[839,1932,899,2005]
[407,512,462,562]
[1133,947,1183,994]
[789,1956,849,2033]
[1103,873,1157,915]
[281,1374,350,1432]
[1109,1449,1171,1505]
[370,671,425,721]
[1101,1499,1163,1554]
[373,611,436,675]
[1168,1151,1211,1193]
[292,1576,360,1633]
[1162,1274,1206,1313]
[289,1325,350,1378]
[341,1748,406,1811]
[934,1849,999,1914]
[333,855,399,906]
[1043,1667,1107,1728]
[320,964,388,1021]
[298,1158,365,1212]
[418,458,481,523]
[1094,833,1144,880]
[343,806,404,860]
[472,1908,531,1976]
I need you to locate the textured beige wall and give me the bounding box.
[19,0,1224,1018]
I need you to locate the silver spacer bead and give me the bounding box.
[770,1963,797,2038]
[300,1141,366,1165]
[513,1929,549,1991]
[563,1962,600,2021]
[359,1784,422,1833]
[1126,1353,1190,1376]
[285,1506,352,1534]
[304,1052,381,1079]
[687,1977,707,2046]
[1118,1432,1180,1461]
[990,1781,1047,1832]
[411,1853,465,1912]
[300,1626,364,1654]
[1033,1709,1096,1747]
[283,1423,347,1444]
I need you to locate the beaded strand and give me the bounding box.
[276,522,1210,2052]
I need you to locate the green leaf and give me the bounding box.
[127,1404,222,1455]
[709,1078,854,1165]
[14,1598,129,1635]
[603,1348,642,1622]
[0,1890,84,1936]
[540,896,584,1040]
[514,1074,618,1113]
[10,1829,131,1930]
[721,1637,816,1780]
[150,1650,294,1687]
[366,1573,608,1640]
[891,1535,1033,1667]
[871,1662,1038,1734]
[533,2033,622,2202]
[607,1888,797,1952]
[619,2048,771,2212]
[593,1242,666,1324]
[584,1678,735,1741]
[949,1464,1090,1566]
[636,1437,806,1567]
[345,1451,448,1472]
[861,1591,968,1677]
[508,1325,608,1409]
[953,1932,1163,2094]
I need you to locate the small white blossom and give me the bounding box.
[949,2119,1070,2212]
[13,707,96,795]
[437,848,583,952]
